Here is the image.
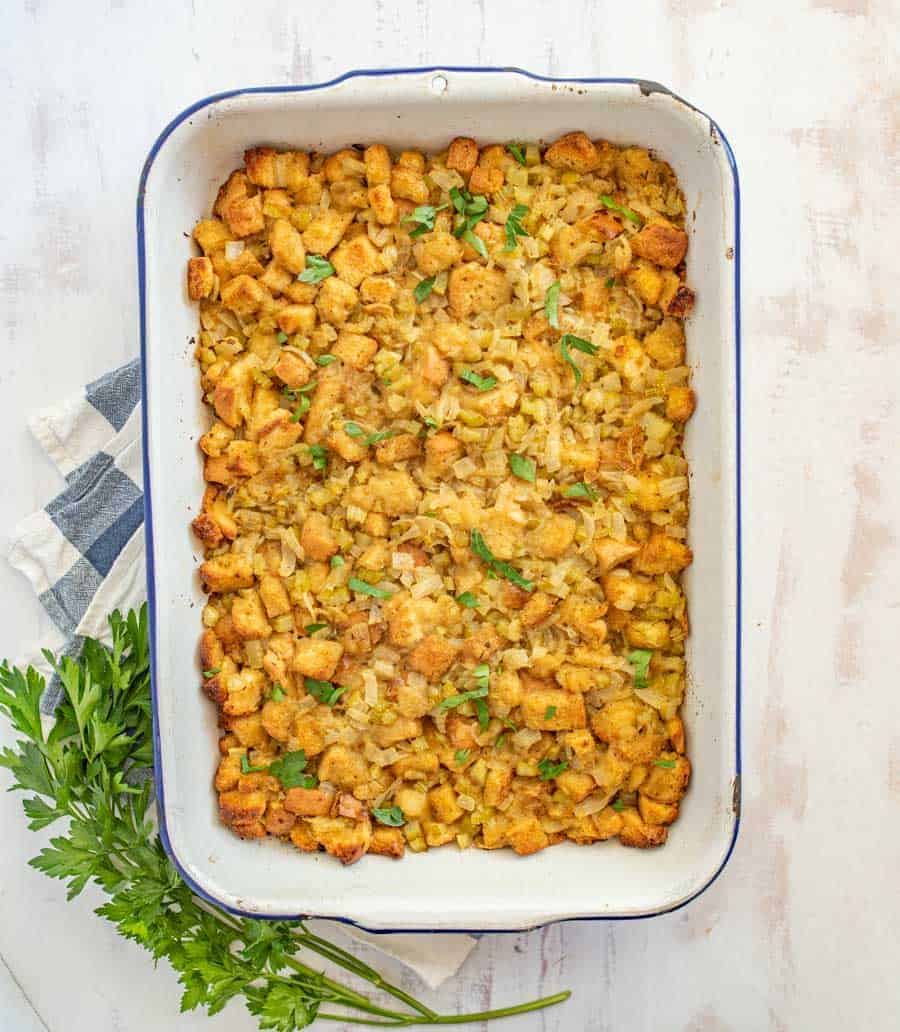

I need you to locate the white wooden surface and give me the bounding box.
[1,2,898,1030]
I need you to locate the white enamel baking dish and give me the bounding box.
[139,67,741,931]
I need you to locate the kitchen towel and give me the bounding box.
[6,357,476,989]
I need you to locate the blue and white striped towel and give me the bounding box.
[6,359,476,988]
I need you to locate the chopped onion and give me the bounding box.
[410,571,443,598]
[574,793,613,818]
[513,727,542,751]
[362,669,378,706]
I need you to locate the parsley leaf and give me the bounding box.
[545,281,561,329]
[599,194,643,225]
[469,528,533,592]
[202,667,220,679]
[348,577,393,600]
[402,203,447,238]
[269,683,286,701]
[330,555,344,568]
[460,369,497,391]
[241,754,268,774]
[437,685,489,711]
[454,749,471,765]
[654,758,678,769]
[559,334,598,385]
[290,394,311,421]
[456,591,480,608]
[304,623,328,634]
[544,706,557,721]
[315,354,337,366]
[605,276,616,288]
[371,805,406,827]
[308,444,328,471]
[537,757,569,781]
[298,254,335,283]
[344,421,365,437]
[276,331,288,344]
[364,429,398,446]
[506,142,527,166]
[627,649,653,689]
[269,750,318,788]
[304,677,348,707]
[414,276,436,303]
[503,203,529,252]
[462,228,488,259]
[449,187,489,256]
[563,482,598,501]
[612,798,625,812]
[508,453,536,483]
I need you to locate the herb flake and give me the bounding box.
[545,281,561,329]
[298,254,335,283]
[508,453,536,483]
[537,757,569,781]
[600,194,643,226]
[460,369,497,392]
[348,577,393,600]
[414,276,436,303]
[371,805,406,827]
[627,649,653,690]
[503,203,529,251]
[304,677,348,707]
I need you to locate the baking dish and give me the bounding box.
[138,67,741,931]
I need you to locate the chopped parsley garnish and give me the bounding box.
[304,623,328,634]
[494,732,509,750]
[240,755,268,774]
[330,555,344,568]
[315,354,337,366]
[654,758,678,769]
[344,421,365,437]
[599,194,643,226]
[270,684,286,701]
[459,369,497,391]
[454,749,470,766]
[612,799,625,812]
[508,453,536,483]
[437,685,489,712]
[563,482,598,501]
[414,276,436,303]
[283,380,318,402]
[627,649,653,689]
[545,281,561,329]
[402,203,447,239]
[503,203,529,252]
[365,429,398,446]
[308,444,329,471]
[544,706,557,721]
[371,805,406,827]
[469,528,533,592]
[276,331,288,344]
[450,187,489,258]
[456,591,480,608]
[202,668,220,679]
[605,276,616,288]
[559,334,598,385]
[298,254,335,283]
[506,142,527,166]
[423,416,440,430]
[269,749,318,788]
[304,678,348,707]
[290,395,311,421]
[348,577,393,600]
[537,757,568,781]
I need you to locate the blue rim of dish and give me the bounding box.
[138,65,742,934]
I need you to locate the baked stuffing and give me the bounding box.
[190,132,694,863]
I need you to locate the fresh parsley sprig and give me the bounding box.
[559,334,598,385]
[0,607,570,1029]
[503,204,529,252]
[450,187,490,259]
[599,194,643,226]
[469,528,533,592]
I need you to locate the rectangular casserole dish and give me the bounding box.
[139,67,740,931]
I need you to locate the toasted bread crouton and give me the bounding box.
[506,816,550,856]
[309,815,372,865]
[618,807,668,848]
[187,257,215,300]
[666,385,696,422]
[231,590,273,640]
[521,688,586,731]
[331,235,383,286]
[428,783,464,825]
[446,137,479,174]
[315,276,358,324]
[630,221,689,269]
[272,348,313,388]
[269,218,306,275]
[530,514,577,559]
[284,786,334,816]
[317,745,369,789]
[544,132,598,173]
[200,553,255,592]
[293,638,343,680]
[333,330,378,369]
[591,698,667,764]
[408,633,457,680]
[302,209,354,255]
[414,231,464,276]
[369,826,405,858]
[448,263,511,317]
[632,533,693,575]
[644,318,686,369]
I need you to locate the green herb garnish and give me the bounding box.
[423,416,440,430]
[460,369,497,391]
[437,685,489,711]
[304,678,348,707]
[469,528,533,592]
[506,142,526,166]
[559,334,598,385]
[414,276,436,303]
[241,754,268,774]
[456,592,480,608]
[537,758,569,781]
[605,277,616,288]
[330,555,344,568]
[654,758,678,769]
[462,228,488,260]
[298,254,335,283]
[269,749,318,788]
[503,203,529,252]
[371,805,406,827]
[315,354,337,366]
[545,281,561,329]
[494,733,508,750]
[450,187,489,257]
[202,667,220,679]
[344,421,365,437]
[508,453,536,483]
[270,683,286,701]
[563,482,598,502]
[364,429,398,446]
[612,799,625,812]
[348,577,393,600]
[290,395,311,421]
[454,749,471,766]
[308,444,328,471]
[599,194,643,226]
[0,605,572,1027]
[627,649,653,690]
[276,331,288,344]
[304,623,328,635]
[544,706,557,721]
[402,203,448,239]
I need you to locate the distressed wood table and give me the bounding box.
[1,1,897,1029]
